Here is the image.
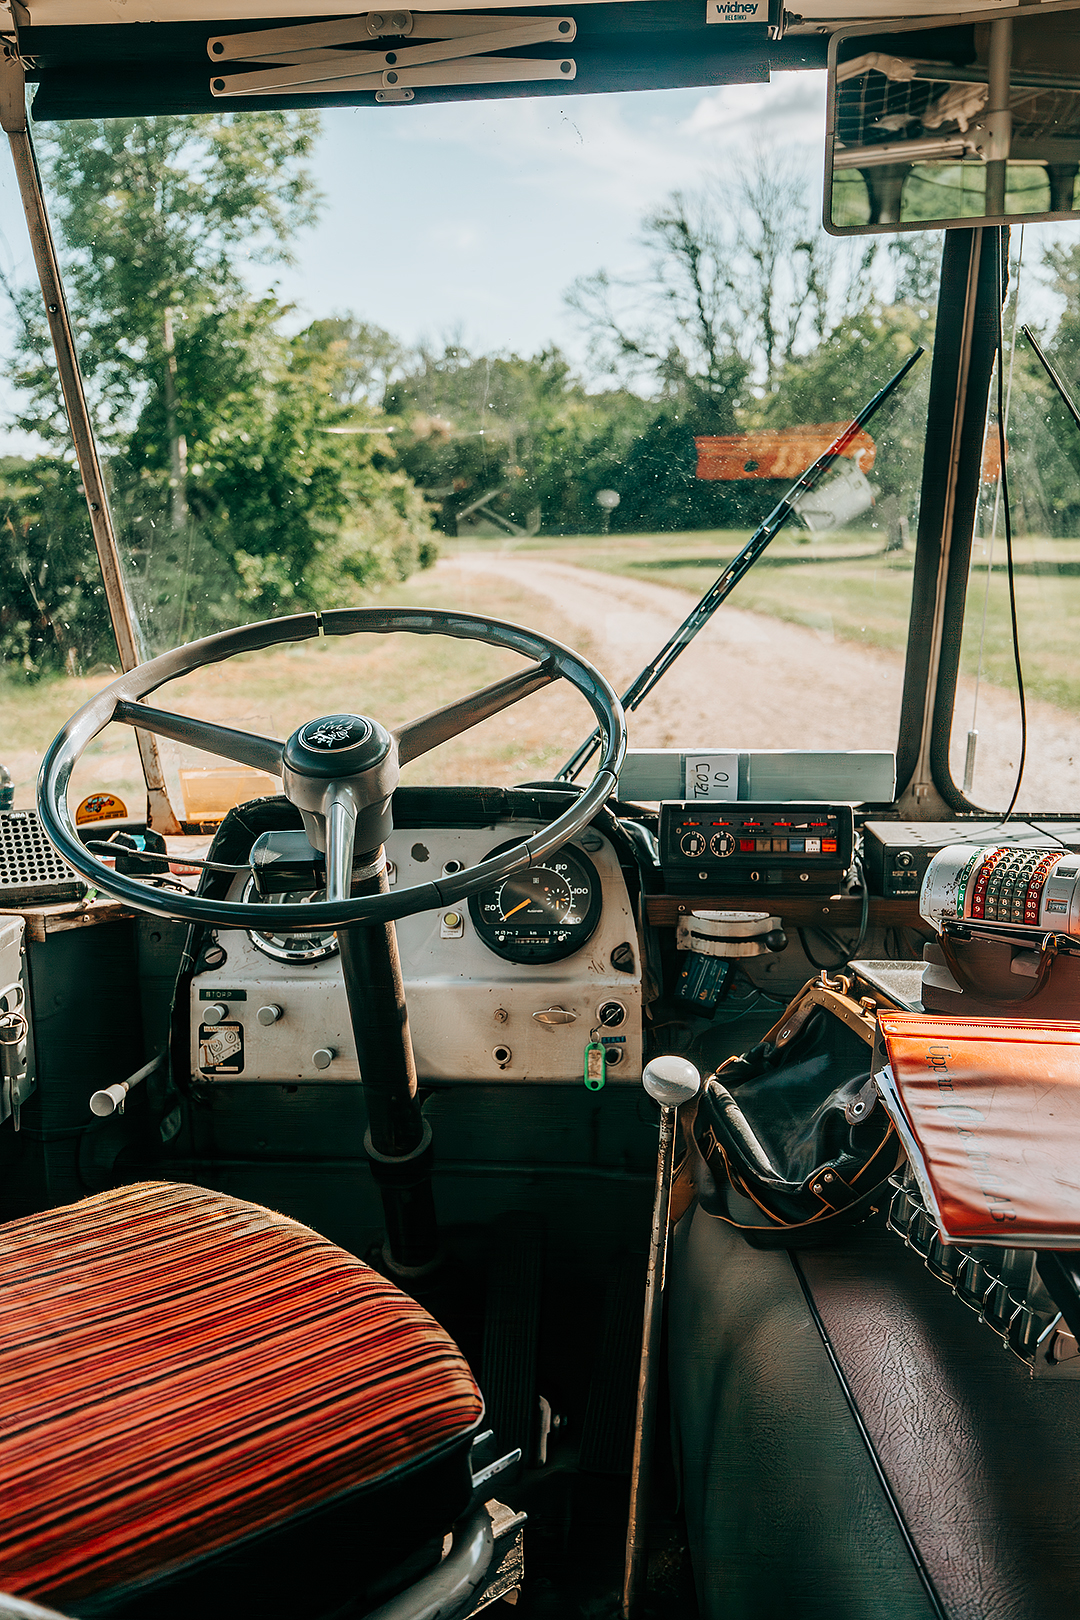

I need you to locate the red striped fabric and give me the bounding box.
[0,1182,483,1606]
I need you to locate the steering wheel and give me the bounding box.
[37,607,627,929]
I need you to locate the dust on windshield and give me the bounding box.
[0,86,998,824]
[939,228,1080,815]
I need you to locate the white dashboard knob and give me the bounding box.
[201,1003,229,1025]
[257,1004,283,1026]
[312,1048,335,1070]
[643,1055,701,1108]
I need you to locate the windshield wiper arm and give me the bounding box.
[1020,324,1080,437]
[557,345,926,783]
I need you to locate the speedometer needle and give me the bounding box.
[503,898,532,919]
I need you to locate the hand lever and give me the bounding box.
[622,1055,701,1620]
[324,785,358,903]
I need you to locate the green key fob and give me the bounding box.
[584,1041,606,1091]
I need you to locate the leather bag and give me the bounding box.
[682,976,905,1248]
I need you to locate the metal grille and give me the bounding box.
[889,1167,1080,1377]
[0,811,86,906]
[836,68,938,150]
[838,68,1080,152]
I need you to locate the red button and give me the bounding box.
[822,839,837,853]
[740,839,755,852]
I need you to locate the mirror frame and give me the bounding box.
[824,0,1080,236]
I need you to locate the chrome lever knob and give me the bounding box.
[642,1054,701,1108]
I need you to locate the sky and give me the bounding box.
[259,68,830,355]
[0,65,1073,456]
[0,68,830,455]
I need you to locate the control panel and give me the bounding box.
[659,802,854,894]
[863,820,1080,898]
[190,821,642,1085]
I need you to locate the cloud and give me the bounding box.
[683,71,827,146]
[258,79,840,355]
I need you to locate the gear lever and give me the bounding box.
[622,1055,701,1619]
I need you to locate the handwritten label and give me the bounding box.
[684,753,739,801]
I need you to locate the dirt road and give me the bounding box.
[446,553,1080,812]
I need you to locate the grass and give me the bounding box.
[5,525,1080,816]
[0,568,601,813]
[449,528,1080,713]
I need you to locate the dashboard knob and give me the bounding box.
[643,1055,701,1108]
[257,1004,283,1025]
[201,1003,229,1025]
[312,1048,335,1070]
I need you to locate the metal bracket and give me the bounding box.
[834,108,1012,173]
[208,12,576,98]
[967,108,1013,164]
[0,42,26,133]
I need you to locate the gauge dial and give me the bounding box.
[469,842,603,964]
[242,877,339,964]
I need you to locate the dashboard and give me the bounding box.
[189,817,643,1085]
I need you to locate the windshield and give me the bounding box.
[0,75,1031,825]
[946,230,1080,816]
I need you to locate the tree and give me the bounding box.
[386,342,662,535]
[295,317,407,407]
[566,151,844,414]
[567,150,941,404]
[0,457,117,676]
[13,114,321,458]
[3,114,435,672]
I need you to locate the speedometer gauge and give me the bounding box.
[242,877,339,964]
[469,841,603,964]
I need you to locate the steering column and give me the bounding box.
[36,607,627,1276]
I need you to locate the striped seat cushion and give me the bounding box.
[0,1182,484,1609]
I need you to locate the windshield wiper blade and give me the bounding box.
[557,345,926,784]
[1020,324,1080,437]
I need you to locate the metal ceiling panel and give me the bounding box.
[21,2,828,119]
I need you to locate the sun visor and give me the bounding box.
[20,3,827,120]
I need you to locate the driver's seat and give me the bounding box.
[0,1181,486,1618]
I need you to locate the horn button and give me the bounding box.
[281,714,398,863]
[283,714,390,777]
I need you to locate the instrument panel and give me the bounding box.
[468,841,603,964]
[190,819,643,1085]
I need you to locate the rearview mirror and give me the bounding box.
[825,2,1080,234]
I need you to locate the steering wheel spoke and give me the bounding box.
[112,700,285,777]
[393,660,559,768]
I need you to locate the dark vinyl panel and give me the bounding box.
[668,1205,939,1620]
[19,921,147,1209]
[22,4,827,120]
[670,1198,1080,1618]
[799,1227,1080,1618]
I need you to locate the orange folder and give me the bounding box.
[876,1014,1080,1247]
